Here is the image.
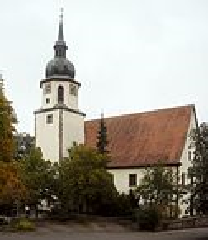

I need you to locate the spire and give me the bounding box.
[58,8,64,41]
[54,8,68,58]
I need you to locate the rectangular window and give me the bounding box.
[129,174,137,187]
[182,172,186,186]
[46,114,53,124]
[188,151,192,161]
[46,98,50,104]
[45,83,51,94]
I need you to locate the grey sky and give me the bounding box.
[0,0,208,134]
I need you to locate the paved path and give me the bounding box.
[0,226,208,240]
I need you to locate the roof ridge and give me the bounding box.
[85,104,195,122]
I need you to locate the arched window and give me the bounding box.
[58,85,64,104]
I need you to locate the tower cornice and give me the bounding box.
[34,105,86,117]
[40,77,81,88]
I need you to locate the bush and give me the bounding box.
[135,206,161,231]
[115,193,134,216]
[13,218,35,231]
[97,193,134,217]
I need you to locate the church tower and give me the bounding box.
[34,10,85,162]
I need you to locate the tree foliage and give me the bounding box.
[0,82,17,162]
[96,113,108,155]
[188,123,208,215]
[0,161,26,205]
[135,165,180,219]
[20,147,57,209]
[58,144,117,214]
[0,81,26,215]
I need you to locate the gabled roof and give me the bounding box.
[84,105,195,168]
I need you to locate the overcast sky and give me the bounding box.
[0,0,208,134]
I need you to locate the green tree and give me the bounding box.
[96,113,108,155]
[0,80,17,162]
[58,144,117,215]
[188,123,208,215]
[135,165,180,219]
[20,147,57,216]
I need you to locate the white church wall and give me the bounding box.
[35,110,59,162]
[108,166,176,195]
[108,168,145,194]
[62,111,85,158]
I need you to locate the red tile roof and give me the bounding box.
[84,105,195,168]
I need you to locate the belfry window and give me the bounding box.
[58,85,64,104]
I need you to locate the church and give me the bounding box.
[34,12,197,216]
